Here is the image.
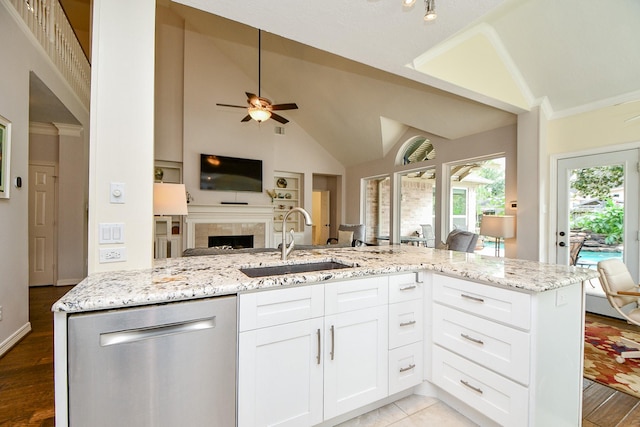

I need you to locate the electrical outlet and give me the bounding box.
[99,247,127,263]
[556,289,568,307]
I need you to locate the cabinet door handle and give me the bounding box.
[460,293,485,303]
[399,284,417,291]
[330,325,335,360]
[460,379,483,395]
[400,320,417,327]
[316,328,321,365]
[399,363,416,373]
[460,333,484,345]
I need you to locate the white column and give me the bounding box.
[88,0,155,272]
[54,123,86,284]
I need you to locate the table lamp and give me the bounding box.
[153,183,188,257]
[479,215,515,257]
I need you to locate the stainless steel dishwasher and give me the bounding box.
[67,295,237,426]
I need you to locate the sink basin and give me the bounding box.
[240,261,352,278]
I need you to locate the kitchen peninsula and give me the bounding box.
[53,246,599,427]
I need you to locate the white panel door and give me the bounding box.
[29,164,56,286]
[324,305,388,420]
[238,318,324,427]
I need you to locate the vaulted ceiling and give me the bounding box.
[34,0,640,166]
[168,0,640,165]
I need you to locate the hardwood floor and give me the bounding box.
[0,285,72,427]
[1,287,639,426]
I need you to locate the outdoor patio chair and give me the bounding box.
[327,224,366,247]
[597,258,640,363]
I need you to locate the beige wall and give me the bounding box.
[347,125,517,251]
[0,1,89,354]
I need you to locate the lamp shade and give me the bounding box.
[153,183,188,216]
[480,215,515,239]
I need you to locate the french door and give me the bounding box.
[556,149,639,281]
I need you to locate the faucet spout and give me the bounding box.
[281,207,313,260]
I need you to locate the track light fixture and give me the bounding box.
[424,0,437,21]
[402,0,417,7]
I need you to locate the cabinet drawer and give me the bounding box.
[239,285,324,331]
[389,342,423,395]
[432,274,531,330]
[325,276,388,315]
[432,347,528,427]
[389,300,424,349]
[433,304,530,385]
[389,272,423,303]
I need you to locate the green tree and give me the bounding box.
[476,165,505,215]
[571,166,623,200]
[571,199,623,244]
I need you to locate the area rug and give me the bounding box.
[584,320,640,398]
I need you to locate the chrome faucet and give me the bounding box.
[281,207,313,260]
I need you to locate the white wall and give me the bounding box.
[87,0,156,272]
[0,0,89,354]
[154,18,346,243]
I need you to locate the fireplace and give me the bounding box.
[185,205,275,249]
[209,235,254,249]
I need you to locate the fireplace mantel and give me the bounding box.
[185,204,274,249]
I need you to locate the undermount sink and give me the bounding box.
[240,261,352,278]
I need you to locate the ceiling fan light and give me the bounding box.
[424,0,437,20]
[248,106,271,122]
[402,0,416,7]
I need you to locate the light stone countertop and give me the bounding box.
[52,245,600,313]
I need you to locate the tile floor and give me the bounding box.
[337,394,478,427]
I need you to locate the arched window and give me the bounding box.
[398,137,435,166]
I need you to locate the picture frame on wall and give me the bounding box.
[0,114,11,199]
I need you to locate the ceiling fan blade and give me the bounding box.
[270,113,289,124]
[246,92,259,104]
[241,115,252,122]
[271,103,298,111]
[217,103,247,109]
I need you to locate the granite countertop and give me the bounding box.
[52,245,600,313]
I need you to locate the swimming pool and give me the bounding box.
[578,250,622,264]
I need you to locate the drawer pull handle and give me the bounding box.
[460,293,485,303]
[399,363,416,373]
[330,325,335,361]
[460,380,483,395]
[316,329,321,365]
[460,333,484,345]
[399,284,417,291]
[400,320,417,327]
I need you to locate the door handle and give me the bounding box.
[100,317,216,346]
[316,329,321,365]
[330,325,335,360]
[559,242,566,247]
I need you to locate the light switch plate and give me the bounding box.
[110,182,125,204]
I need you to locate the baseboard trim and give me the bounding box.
[56,278,82,286]
[0,322,32,357]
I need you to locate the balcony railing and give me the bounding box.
[9,0,90,108]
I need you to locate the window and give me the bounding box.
[363,176,390,245]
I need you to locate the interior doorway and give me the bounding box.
[29,163,57,286]
[312,191,330,245]
[312,174,339,244]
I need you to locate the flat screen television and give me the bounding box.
[200,154,263,192]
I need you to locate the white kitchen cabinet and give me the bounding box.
[238,318,324,427]
[239,276,395,426]
[323,305,388,420]
[431,273,584,427]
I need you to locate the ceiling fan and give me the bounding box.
[216,29,298,124]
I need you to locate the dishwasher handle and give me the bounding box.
[100,317,216,347]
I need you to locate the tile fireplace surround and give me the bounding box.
[185,205,275,249]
